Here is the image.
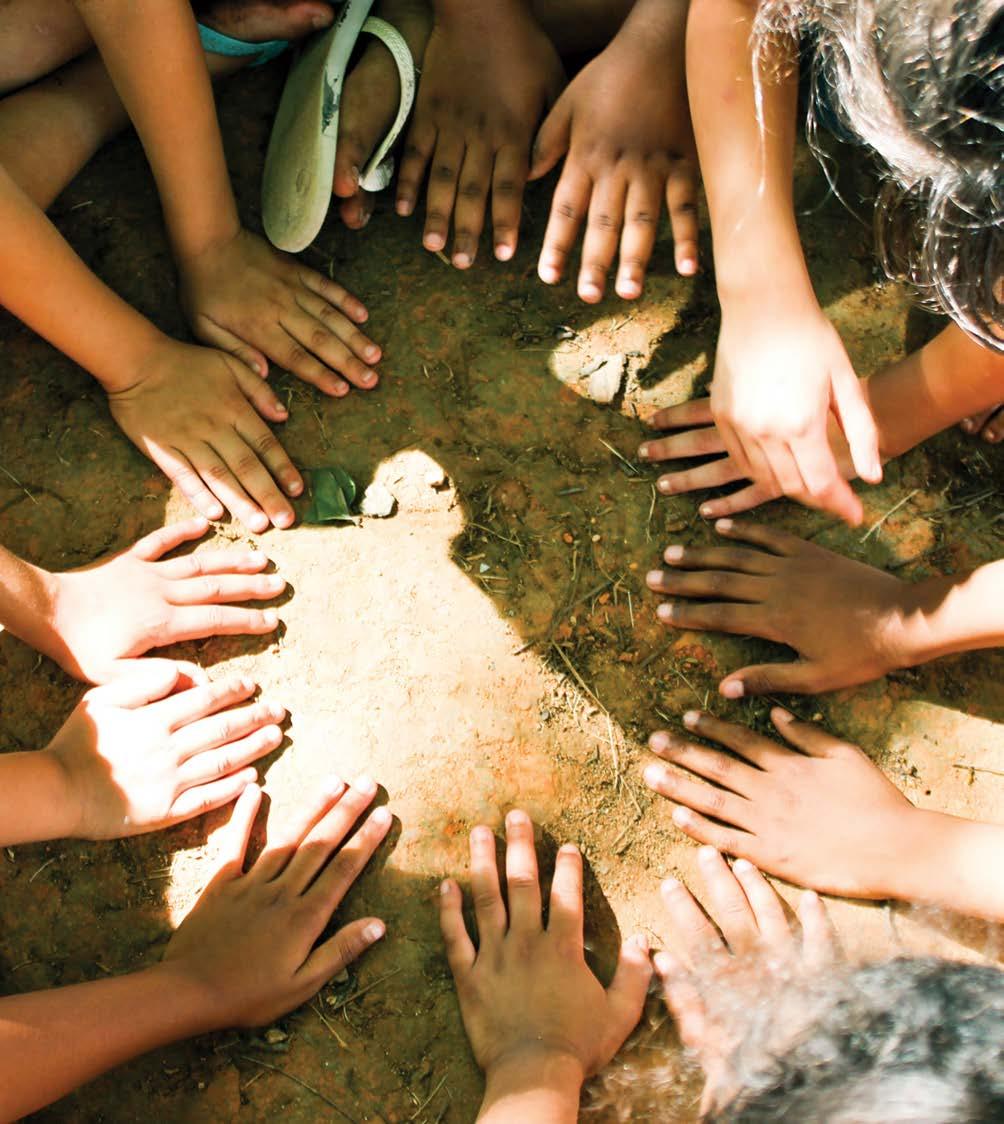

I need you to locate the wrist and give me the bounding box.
[0,750,81,844]
[483,1047,585,1099]
[715,240,815,308]
[150,959,230,1037]
[92,323,175,395]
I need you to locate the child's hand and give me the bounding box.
[395,2,565,268]
[647,520,928,696]
[107,339,302,532]
[639,397,856,519]
[45,663,286,840]
[655,847,835,1114]
[531,7,698,302]
[709,298,881,526]
[178,227,382,398]
[45,519,283,684]
[165,775,390,1028]
[643,709,918,900]
[440,810,652,1109]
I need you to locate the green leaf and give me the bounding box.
[303,466,358,524]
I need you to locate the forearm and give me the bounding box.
[477,1056,583,1124]
[72,0,239,258]
[687,0,808,298]
[902,560,1004,665]
[0,963,216,1119]
[0,165,167,391]
[0,751,77,845]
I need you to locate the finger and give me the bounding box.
[152,674,257,731]
[160,604,280,644]
[715,417,754,481]
[469,823,507,942]
[739,434,784,499]
[299,916,387,987]
[647,729,761,793]
[423,132,465,255]
[720,661,826,701]
[252,775,347,882]
[654,949,707,1050]
[158,547,270,580]
[798,890,837,969]
[645,567,766,603]
[680,711,782,769]
[665,157,699,276]
[451,141,493,269]
[85,661,181,709]
[212,424,297,531]
[638,424,727,464]
[831,365,882,484]
[191,316,269,379]
[396,114,437,218]
[696,846,759,955]
[537,163,591,285]
[272,312,356,397]
[643,762,752,828]
[297,266,369,326]
[187,442,271,535]
[659,875,725,962]
[173,697,286,762]
[439,877,476,977]
[491,142,529,262]
[211,782,263,880]
[546,842,583,945]
[166,766,260,824]
[290,294,381,386]
[789,432,863,526]
[658,460,748,499]
[528,95,571,181]
[771,707,845,758]
[712,518,802,556]
[104,657,207,688]
[167,572,286,606]
[670,805,757,861]
[306,803,393,909]
[283,774,380,894]
[615,169,663,300]
[176,723,284,786]
[730,859,793,954]
[660,539,778,575]
[150,446,225,522]
[504,809,542,933]
[229,379,303,503]
[656,599,774,639]
[578,171,627,303]
[647,399,714,432]
[603,934,653,1055]
[698,482,782,520]
[762,438,810,499]
[130,518,211,561]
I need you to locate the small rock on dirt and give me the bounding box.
[584,354,626,404]
[360,482,397,518]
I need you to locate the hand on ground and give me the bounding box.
[331,0,432,230]
[440,810,651,1086]
[45,664,287,839]
[707,299,881,526]
[165,777,390,1028]
[46,519,283,683]
[647,520,923,696]
[960,405,1004,444]
[179,227,381,397]
[395,4,565,268]
[531,20,698,302]
[656,846,835,1113]
[644,708,916,899]
[107,339,302,532]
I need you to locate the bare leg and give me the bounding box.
[0,0,93,95]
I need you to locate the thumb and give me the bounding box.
[192,316,269,380]
[831,366,882,485]
[529,95,572,180]
[720,661,824,699]
[87,660,182,708]
[302,917,387,983]
[211,782,262,881]
[599,934,653,1068]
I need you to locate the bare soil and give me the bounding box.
[1,64,1002,1123]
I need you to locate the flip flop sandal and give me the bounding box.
[198,22,290,67]
[261,0,416,252]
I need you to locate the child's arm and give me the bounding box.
[440,811,652,1122]
[0,781,390,1119]
[0,519,282,683]
[687,0,881,526]
[72,0,382,398]
[645,709,1004,922]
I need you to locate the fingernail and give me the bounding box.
[396,198,413,217]
[682,710,699,728]
[732,858,753,874]
[638,443,650,459]
[800,889,820,908]
[353,774,377,796]
[240,676,256,693]
[646,569,664,587]
[654,950,674,975]
[773,707,794,723]
[679,258,697,275]
[698,845,718,863]
[700,504,714,518]
[495,244,513,262]
[267,702,286,720]
[506,809,530,828]
[648,730,671,752]
[628,932,649,951]
[643,763,665,788]
[326,775,345,796]
[440,879,453,895]
[364,920,386,942]
[672,806,691,826]
[453,252,472,269]
[424,234,446,252]
[365,345,381,362]
[263,610,279,628]
[658,478,674,494]
[371,806,392,826]
[721,680,744,699]
[715,518,733,532]
[661,876,680,892]
[208,505,225,520]
[266,575,285,591]
[558,842,579,856]
[657,603,674,622]
[664,545,684,562]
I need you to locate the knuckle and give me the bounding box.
[286,345,310,370]
[507,870,537,890]
[588,212,617,232]
[432,163,457,183]
[458,180,484,200]
[252,430,279,457]
[628,210,657,227]
[493,178,520,197]
[309,326,332,352]
[555,200,580,223]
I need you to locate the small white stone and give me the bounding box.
[424,467,448,489]
[360,482,396,518]
[585,354,626,404]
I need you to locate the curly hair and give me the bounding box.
[711,957,1004,1123]
[754,0,1004,350]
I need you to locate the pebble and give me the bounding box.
[360,482,397,518]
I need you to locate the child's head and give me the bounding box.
[708,956,1004,1122]
[757,0,1003,348]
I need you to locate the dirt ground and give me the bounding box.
[1,60,1002,1123]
